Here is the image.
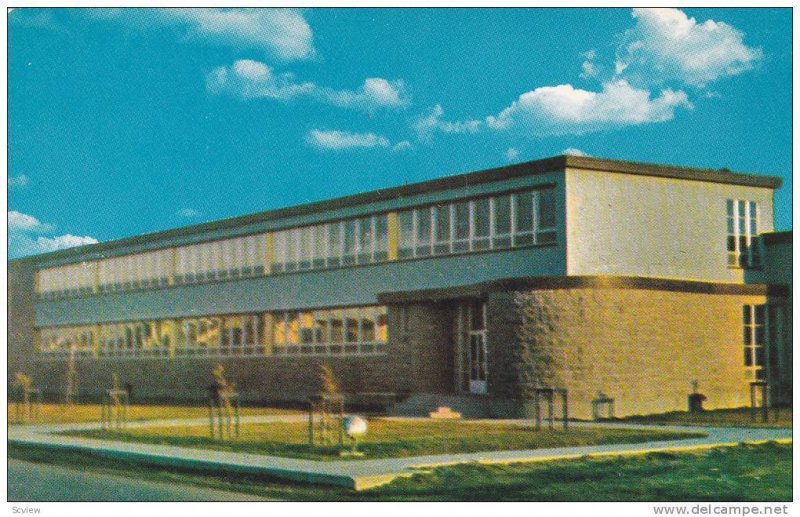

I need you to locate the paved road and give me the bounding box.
[8,458,273,502]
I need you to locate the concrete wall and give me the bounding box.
[565,169,775,283]
[490,286,775,419]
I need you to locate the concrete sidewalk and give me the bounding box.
[8,416,792,491]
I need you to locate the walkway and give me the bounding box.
[8,416,792,491]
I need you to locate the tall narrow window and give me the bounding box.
[492,195,512,249]
[514,191,534,245]
[472,198,491,250]
[743,304,766,380]
[313,225,327,269]
[453,201,471,252]
[284,230,298,272]
[433,204,452,255]
[298,227,313,270]
[374,215,389,261]
[537,188,557,243]
[343,220,358,266]
[727,199,761,268]
[299,311,314,353]
[327,222,342,268]
[415,207,433,257]
[358,217,373,264]
[398,211,415,259]
[314,311,329,344]
[272,231,286,273]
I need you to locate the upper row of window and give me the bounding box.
[271,215,389,273]
[397,189,556,258]
[36,188,558,298]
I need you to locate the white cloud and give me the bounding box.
[486,80,691,136]
[322,78,409,111]
[505,147,520,161]
[8,174,29,188]
[580,60,599,80]
[616,8,762,87]
[579,49,600,80]
[232,58,271,81]
[8,210,97,258]
[413,105,482,141]
[207,60,408,111]
[31,234,98,253]
[87,8,314,61]
[562,147,590,157]
[9,210,52,233]
[392,140,413,153]
[206,60,315,100]
[177,208,201,218]
[306,130,390,151]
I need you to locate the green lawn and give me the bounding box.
[7,402,300,425]
[8,442,791,501]
[63,418,703,460]
[616,407,792,429]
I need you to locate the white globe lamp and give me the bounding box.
[341,415,368,456]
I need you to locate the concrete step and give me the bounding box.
[389,394,497,418]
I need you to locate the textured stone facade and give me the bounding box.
[489,287,777,419]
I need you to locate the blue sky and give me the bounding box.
[8,7,792,258]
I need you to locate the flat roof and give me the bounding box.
[762,230,792,245]
[12,154,783,265]
[377,275,791,302]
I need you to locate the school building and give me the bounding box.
[7,155,793,418]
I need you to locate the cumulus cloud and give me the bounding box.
[505,147,520,161]
[413,105,482,141]
[206,60,315,100]
[306,129,391,151]
[616,8,762,87]
[8,210,97,258]
[9,210,53,233]
[207,60,408,111]
[562,147,590,157]
[486,80,691,136]
[87,8,314,61]
[322,78,409,110]
[8,174,29,188]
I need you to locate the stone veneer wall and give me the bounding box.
[488,287,772,419]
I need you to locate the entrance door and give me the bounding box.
[467,302,488,394]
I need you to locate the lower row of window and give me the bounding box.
[37,305,388,358]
